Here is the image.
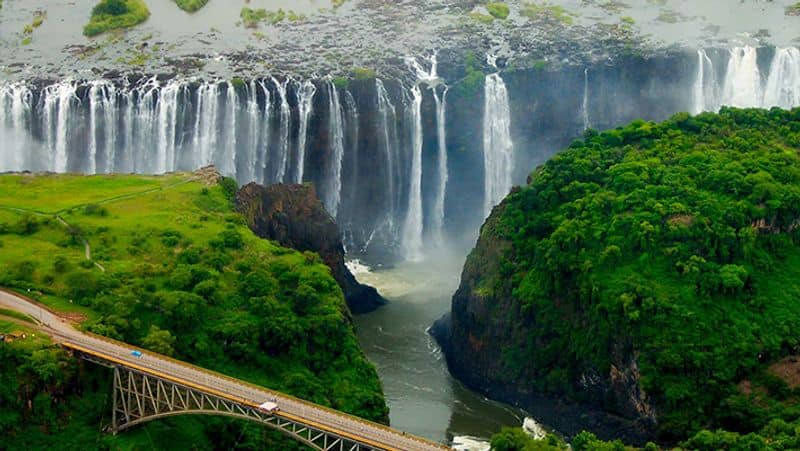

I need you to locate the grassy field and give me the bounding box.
[0,170,388,449]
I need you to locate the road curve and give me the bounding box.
[0,289,451,451]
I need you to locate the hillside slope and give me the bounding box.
[0,169,387,449]
[434,107,800,443]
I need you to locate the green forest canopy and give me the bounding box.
[491,107,800,440]
[0,173,387,449]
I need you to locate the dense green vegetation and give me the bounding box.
[84,0,150,37]
[485,107,800,441]
[240,7,306,28]
[486,2,511,20]
[0,172,387,449]
[521,2,575,24]
[492,421,800,451]
[173,0,208,13]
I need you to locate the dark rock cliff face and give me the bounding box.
[236,182,386,314]
[431,193,655,444]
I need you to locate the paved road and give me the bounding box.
[0,289,451,451]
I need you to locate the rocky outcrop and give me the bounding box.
[236,182,386,314]
[431,193,655,444]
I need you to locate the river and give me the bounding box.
[351,252,538,449]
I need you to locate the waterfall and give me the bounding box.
[694,46,800,112]
[43,81,78,173]
[272,77,291,183]
[195,82,220,170]
[431,86,449,246]
[763,47,800,109]
[219,82,238,176]
[721,46,762,108]
[402,84,424,261]
[692,49,718,114]
[376,79,399,227]
[483,73,514,218]
[243,81,261,183]
[295,80,317,183]
[582,68,591,129]
[0,84,33,172]
[157,80,181,174]
[324,80,345,218]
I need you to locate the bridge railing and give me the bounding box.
[76,330,448,450]
[3,287,448,450]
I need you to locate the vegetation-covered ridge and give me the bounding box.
[481,107,800,441]
[84,0,150,37]
[174,0,208,13]
[0,170,387,449]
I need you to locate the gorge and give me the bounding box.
[3,0,800,448]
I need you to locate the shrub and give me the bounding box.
[84,0,150,37]
[92,0,129,16]
[173,0,208,13]
[83,203,108,216]
[485,2,510,20]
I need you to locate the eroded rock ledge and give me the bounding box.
[236,182,386,314]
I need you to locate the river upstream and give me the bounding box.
[351,253,538,449]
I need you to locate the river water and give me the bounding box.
[351,253,535,448]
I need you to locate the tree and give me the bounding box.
[92,0,130,16]
[141,326,176,356]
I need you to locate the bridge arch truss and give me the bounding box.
[107,364,380,451]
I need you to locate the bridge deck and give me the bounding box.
[0,289,450,451]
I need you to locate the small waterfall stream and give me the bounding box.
[482,73,514,219]
[295,80,317,184]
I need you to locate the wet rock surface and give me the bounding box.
[430,195,655,444]
[1,0,797,81]
[236,182,386,314]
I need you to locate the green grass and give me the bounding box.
[240,7,284,27]
[173,0,208,12]
[0,308,36,324]
[0,171,388,449]
[83,0,150,37]
[787,2,800,16]
[486,2,510,20]
[521,2,574,24]
[469,12,495,23]
[351,67,376,80]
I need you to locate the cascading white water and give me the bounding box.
[582,68,591,129]
[295,80,317,183]
[157,80,181,174]
[0,83,33,172]
[273,77,291,183]
[402,84,424,261]
[694,46,800,112]
[400,54,447,258]
[324,80,346,218]
[44,81,78,173]
[764,47,800,109]
[219,82,238,176]
[243,80,261,183]
[483,73,514,218]
[376,79,399,226]
[692,49,718,114]
[193,82,219,170]
[256,80,272,185]
[431,86,449,246]
[721,46,762,108]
